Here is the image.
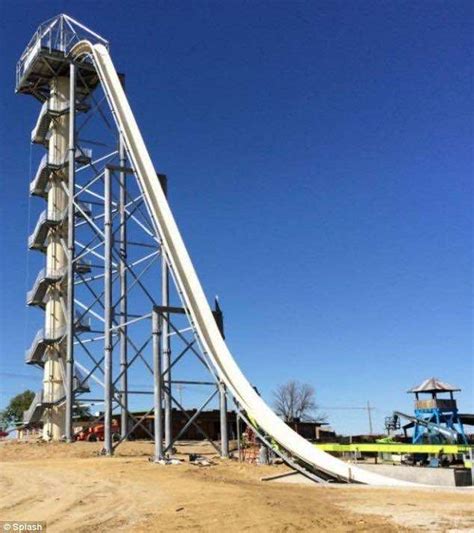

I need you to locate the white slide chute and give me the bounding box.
[71,41,419,486]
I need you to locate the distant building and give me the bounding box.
[78,410,335,442]
[286,419,335,442]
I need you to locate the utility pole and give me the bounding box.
[367,401,374,435]
[320,403,376,435]
[176,384,183,406]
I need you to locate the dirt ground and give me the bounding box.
[0,440,473,532]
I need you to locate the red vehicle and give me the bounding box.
[75,420,120,442]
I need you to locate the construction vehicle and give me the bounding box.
[75,420,120,442]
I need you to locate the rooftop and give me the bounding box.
[408,377,461,394]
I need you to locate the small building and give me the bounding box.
[286,419,335,442]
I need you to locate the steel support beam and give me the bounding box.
[165,388,219,452]
[65,62,76,442]
[219,382,229,458]
[119,136,129,439]
[103,167,113,455]
[159,174,172,450]
[152,307,164,461]
[236,411,242,462]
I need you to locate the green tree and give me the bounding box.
[0,390,35,428]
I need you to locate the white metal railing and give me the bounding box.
[31,101,49,143]
[30,154,48,195]
[26,329,44,355]
[28,211,46,248]
[23,391,43,423]
[37,153,48,173]
[26,267,46,304]
[26,266,66,304]
[16,14,109,90]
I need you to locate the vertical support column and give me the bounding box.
[219,382,229,458]
[103,167,113,455]
[119,136,128,439]
[236,412,241,462]
[158,173,172,449]
[469,448,474,486]
[152,307,164,461]
[65,62,76,443]
[43,76,69,441]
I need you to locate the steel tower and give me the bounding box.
[18,14,229,455]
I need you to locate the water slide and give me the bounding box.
[71,41,420,486]
[394,411,459,442]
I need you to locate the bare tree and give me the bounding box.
[272,380,326,423]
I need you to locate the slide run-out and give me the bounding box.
[71,40,421,486]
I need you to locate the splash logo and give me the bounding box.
[0,523,46,532]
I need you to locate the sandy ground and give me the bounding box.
[0,440,473,532]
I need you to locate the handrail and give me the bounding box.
[27,266,66,303]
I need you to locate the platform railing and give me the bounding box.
[16,14,109,91]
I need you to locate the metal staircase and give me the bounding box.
[58,359,90,393]
[26,267,66,308]
[23,391,52,425]
[28,208,66,252]
[31,100,65,145]
[30,149,92,198]
[23,366,90,426]
[28,201,92,252]
[24,326,66,366]
[30,153,60,198]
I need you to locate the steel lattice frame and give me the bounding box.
[21,14,230,458]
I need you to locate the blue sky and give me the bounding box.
[0,1,472,435]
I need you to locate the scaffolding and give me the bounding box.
[19,14,229,456]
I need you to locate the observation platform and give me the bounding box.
[16,44,100,103]
[16,45,99,103]
[15,13,102,103]
[16,14,122,106]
